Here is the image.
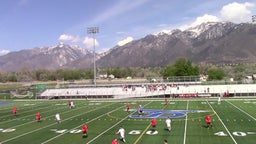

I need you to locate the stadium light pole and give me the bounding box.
[87,27,99,86]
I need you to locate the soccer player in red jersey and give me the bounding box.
[126,103,131,112]
[151,118,157,131]
[82,124,88,138]
[205,115,212,128]
[13,107,17,116]
[112,138,119,144]
[68,100,71,109]
[36,112,41,122]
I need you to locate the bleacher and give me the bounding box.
[38,84,256,99]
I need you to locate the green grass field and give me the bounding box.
[0,98,255,144]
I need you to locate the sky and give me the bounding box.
[0,0,255,55]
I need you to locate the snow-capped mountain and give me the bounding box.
[0,21,256,72]
[96,22,256,68]
[0,43,94,71]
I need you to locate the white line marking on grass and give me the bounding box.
[87,109,138,144]
[183,100,189,144]
[41,103,131,144]
[5,101,93,129]
[125,102,153,144]
[207,101,237,144]
[226,101,256,121]
[0,102,64,123]
[2,103,114,143]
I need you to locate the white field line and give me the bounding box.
[0,103,26,111]
[41,102,134,144]
[0,102,50,117]
[207,101,237,144]
[7,102,92,129]
[87,111,134,144]
[0,102,67,123]
[2,103,114,143]
[226,100,256,121]
[87,101,152,144]
[183,100,189,144]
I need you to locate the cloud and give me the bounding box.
[177,2,255,31]
[220,2,255,23]
[58,34,80,42]
[0,49,10,56]
[191,14,219,26]
[59,34,99,49]
[177,14,219,31]
[89,0,148,25]
[117,37,133,46]
[83,37,99,49]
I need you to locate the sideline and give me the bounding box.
[207,100,237,144]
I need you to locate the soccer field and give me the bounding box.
[0,98,255,144]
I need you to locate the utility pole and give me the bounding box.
[87,27,99,86]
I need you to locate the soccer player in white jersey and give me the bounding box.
[138,105,143,115]
[166,117,172,132]
[70,101,75,108]
[55,113,61,123]
[116,126,126,142]
[218,96,221,104]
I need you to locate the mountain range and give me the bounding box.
[0,22,256,72]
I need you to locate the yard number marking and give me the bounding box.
[128,130,158,135]
[50,129,82,134]
[215,131,253,137]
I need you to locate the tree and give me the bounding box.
[162,58,199,77]
[7,73,17,82]
[207,68,225,80]
[161,65,176,77]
